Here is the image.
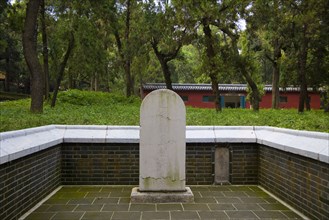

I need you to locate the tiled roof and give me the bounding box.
[142,83,317,92]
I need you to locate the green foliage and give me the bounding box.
[170,45,203,83]
[1,90,328,133]
[0,1,27,92]
[186,108,329,132]
[0,90,141,132]
[1,0,328,110]
[57,89,139,106]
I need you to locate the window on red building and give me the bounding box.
[279,96,288,103]
[180,95,188,102]
[202,96,215,102]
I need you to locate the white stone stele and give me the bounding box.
[139,89,186,191]
[131,89,194,203]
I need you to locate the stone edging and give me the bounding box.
[0,125,328,164]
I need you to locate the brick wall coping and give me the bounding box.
[0,125,328,164]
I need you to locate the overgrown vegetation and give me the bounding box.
[1,90,328,133]
[2,1,328,113]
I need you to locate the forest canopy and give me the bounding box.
[1,0,328,112]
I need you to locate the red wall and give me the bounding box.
[258,92,321,109]
[142,90,216,108]
[179,91,216,108]
[142,90,321,109]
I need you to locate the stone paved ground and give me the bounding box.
[24,185,305,220]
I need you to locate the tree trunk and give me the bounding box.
[95,72,99,91]
[22,0,44,113]
[153,51,173,90]
[306,94,310,111]
[220,26,261,111]
[90,75,94,91]
[151,38,181,92]
[271,64,280,109]
[105,63,110,92]
[124,0,133,97]
[324,97,329,112]
[125,59,133,96]
[161,61,173,91]
[51,32,74,107]
[298,24,309,113]
[245,72,261,111]
[40,0,49,99]
[298,77,306,113]
[271,39,281,109]
[210,75,220,111]
[202,18,221,112]
[4,47,10,92]
[68,70,74,89]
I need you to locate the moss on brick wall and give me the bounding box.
[259,145,329,220]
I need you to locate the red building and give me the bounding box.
[141,83,322,109]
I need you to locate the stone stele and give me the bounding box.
[131,89,194,203]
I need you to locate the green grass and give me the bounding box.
[1,89,328,133]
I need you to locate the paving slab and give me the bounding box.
[225,210,258,219]
[182,203,210,211]
[171,211,200,219]
[52,211,84,220]
[25,212,55,220]
[93,198,119,204]
[102,204,129,211]
[47,204,77,212]
[81,211,113,220]
[75,204,104,211]
[129,204,156,211]
[208,203,236,211]
[23,185,306,220]
[194,197,217,203]
[253,210,288,218]
[198,211,229,219]
[141,211,170,220]
[111,211,141,220]
[157,203,183,211]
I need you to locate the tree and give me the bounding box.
[51,32,74,107]
[40,0,50,99]
[170,44,203,83]
[246,0,328,112]
[173,1,230,111]
[150,38,182,91]
[202,17,221,111]
[283,0,328,112]
[248,0,287,109]
[3,0,327,113]
[122,0,133,96]
[48,0,111,93]
[175,0,263,111]
[107,0,135,97]
[1,1,27,93]
[220,26,262,111]
[22,0,44,113]
[143,1,190,90]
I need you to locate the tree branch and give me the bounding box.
[265,53,275,64]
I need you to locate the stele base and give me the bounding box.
[130,187,194,203]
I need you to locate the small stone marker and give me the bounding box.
[131,89,194,203]
[215,148,230,184]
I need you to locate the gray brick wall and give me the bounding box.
[61,143,139,185]
[2,142,327,220]
[230,144,258,184]
[259,145,329,220]
[186,144,214,184]
[0,146,61,220]
[61,143,258,185]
